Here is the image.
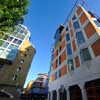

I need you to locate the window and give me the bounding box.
[59,46,62,53]
[17,67,21,72]
[72,15,77,20]
[12,74,17,81]
[8,44,18,50]
[8,37,14,42]
[66,33,70,41]
[80,48,91,62]
[13,39,19,44]
[55,72,57,79]
[2,42,9,48]
[67,43,72,56]
[73,21,80,29]
[94,20,100,27]
[0,49,3,55]
[17,40,22,45]
[66,27,68,31]
[0,64,4,69]
[37,78,44,81]
[68,59,74,72]
[58,70,61,77]
[76,31,85,46]
[59,56,61,65]
[20,60,24,64]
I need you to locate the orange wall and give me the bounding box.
[84,22,96,38]
[75,56,80,68]
[92,39,100,57]
[61,50,66,63]
[61,65,67,77]
[72,39,77,52]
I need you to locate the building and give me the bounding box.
[48,4,100,100]
[29,73,48,100]
[0,24,36,99]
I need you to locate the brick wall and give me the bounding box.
[75,56,80,68]
[92,39,100,57]
[84,22,96,38]
[61,65,67,77]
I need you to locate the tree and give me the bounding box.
[0,0,29,32]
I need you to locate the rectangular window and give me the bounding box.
[67,43,72,56]
[94,20,100,27]
[59,56,61,65]
[76,31,85,46]
[66,27,68,31]
[80,48,91,62]
[0,64,4,69]
[58,70,61,77]
[72,15,77,20]
[8,44,18,50]
[68,59,74,73]
[73,21,80,29]
[55,72,57,79]
[17,40,22,45]
[8,36,14,42]
[13,38,19,44]
[2,42,9,48]
[66,33,70,41]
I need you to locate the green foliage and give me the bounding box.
[0,0,30,32]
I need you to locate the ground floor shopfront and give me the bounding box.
[48,78,100,100]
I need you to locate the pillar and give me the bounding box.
[66,87,70,100]
[57,89,59,100]
[79,83,88,100]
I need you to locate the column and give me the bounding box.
[79,83,88,100]
[51,91,53,100]
[57,90,59,100]
[66,87,70,100]
[48,92,50,100]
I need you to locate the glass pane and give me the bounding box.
[17,40,22,45]
[0,49,4,55]
[94,20,100,27]
[72,15,77,20]
[13,38,19,44]
[66,33,70,41]
[68,59,74,72]
[67,43,72,55]
[80,48,91,62]
[6,49,18,60]
[73,21,80,29]
[2,42,9,48]
[8,44,18,50]
[76,31,85,46]
[8,36,14,42]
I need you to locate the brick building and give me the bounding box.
[48,5,100,100]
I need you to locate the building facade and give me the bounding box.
[0,24,36,99]
[48,5,100,100]
[29,73,48,100]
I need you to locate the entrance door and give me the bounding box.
[69,85,82,100]
[85,79,100,100]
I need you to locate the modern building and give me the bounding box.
[0,24,36,99]
[48,4,100,100]
[29,73,48,100]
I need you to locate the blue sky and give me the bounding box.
[24,0,100,87]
